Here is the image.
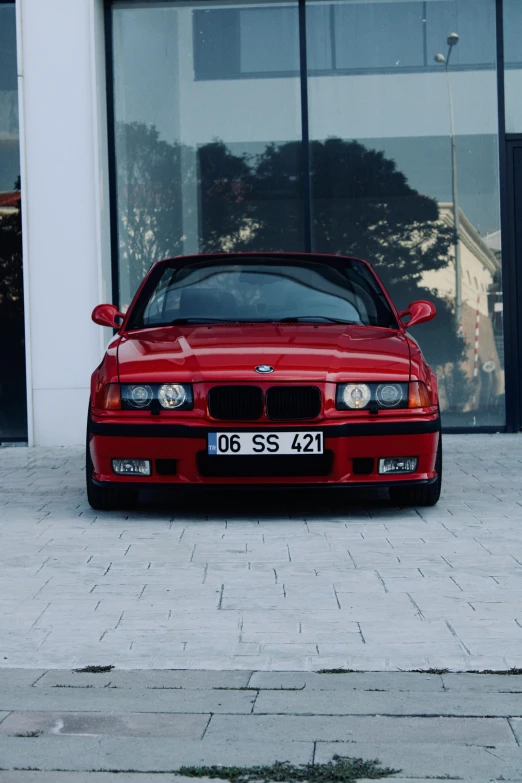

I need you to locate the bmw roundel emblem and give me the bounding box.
[255,365,274,374]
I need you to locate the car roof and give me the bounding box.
[152,251,373,270]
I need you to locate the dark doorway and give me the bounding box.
[0,2,27,442]
[505,137,522,430]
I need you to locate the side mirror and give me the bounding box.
[92,303,125,329]
[399,300,436,329]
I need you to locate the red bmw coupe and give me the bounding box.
[87,253,441,509]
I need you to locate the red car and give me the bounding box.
[87,253,441,509]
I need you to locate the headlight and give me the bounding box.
[121,383,193,411]
[336,382,410,411]
[127,384,153,409]
[340,383,371,409]
[159,383,187,409]
[376,383,403,408]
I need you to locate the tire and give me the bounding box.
[86,427,138,511]
[389,434,442,508]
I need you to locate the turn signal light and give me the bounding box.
[408,381,431,408]
[95,383,121,410]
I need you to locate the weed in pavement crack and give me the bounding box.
[178,755,400,782]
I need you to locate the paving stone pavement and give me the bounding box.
[1,435,522,672]
[0,670,521,781]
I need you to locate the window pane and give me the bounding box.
[306,4,333,71]
[194,9,239,80]
[112,1,303,310]
[0,4,27,441]
[504,0,522,132]
[426,0,496,66]
[334,2,425,70]
[307,0,504,427]
[240,7,299,73]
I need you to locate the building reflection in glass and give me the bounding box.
[112,0,504,427]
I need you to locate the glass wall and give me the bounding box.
[306,0,503,426]
[0,2,27,442]
[110,0,505,427]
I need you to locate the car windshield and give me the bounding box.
[127,256,398,330]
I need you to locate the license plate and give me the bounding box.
[208,431,323,455]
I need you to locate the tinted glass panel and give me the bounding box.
[240,7,299,73]
[111,0,505,429]
[504,0,522,133]
[112,1,303,310]
[307,0,504,427]
[334,2,425,70]
[0,3,27,442]
[194,4,331,78]
[426,0,496,66]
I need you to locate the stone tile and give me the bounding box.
[108,669,252,689]
[0,710,208,738]
[0,687,256,714]
[254,689,522,716]
[35,671,113,688]
[205,714,516,745]
[0,736,314,771]
[249,672,444,691]
[316,742,522,780]
[34,669,252,690]
[442,673,522,691]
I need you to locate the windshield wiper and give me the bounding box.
[169,316,359,326]
[277,316,359,324]
[170,317,275,325]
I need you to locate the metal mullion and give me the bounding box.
[496,0,518,431]
[103,2,121,310]
[505,140,522,431]
[298,0,313,253]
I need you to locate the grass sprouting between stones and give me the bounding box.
[73,665,114,674]
[178,755,400,782]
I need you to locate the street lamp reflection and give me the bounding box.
[435,33,462,333]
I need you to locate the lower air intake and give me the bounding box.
[197,451,333,478]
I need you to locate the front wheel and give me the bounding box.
[389,434,442,508]
[86,436,138,511]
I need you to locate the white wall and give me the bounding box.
[17,0,110,446]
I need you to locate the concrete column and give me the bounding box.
[17,0,111,445]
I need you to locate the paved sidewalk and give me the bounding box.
[0,435,522,671]
[0,669,521,781]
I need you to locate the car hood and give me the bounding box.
[117,324,411,383]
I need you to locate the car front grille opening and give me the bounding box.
[208,386,264,420]
[155,459,178,476]
[197,451,333,478]
[352,458,374,475]
[266,386,321,420]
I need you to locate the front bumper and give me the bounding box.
[88,415,440,488]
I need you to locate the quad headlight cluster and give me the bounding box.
[121,383,193,411]
[336,382,430,410]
